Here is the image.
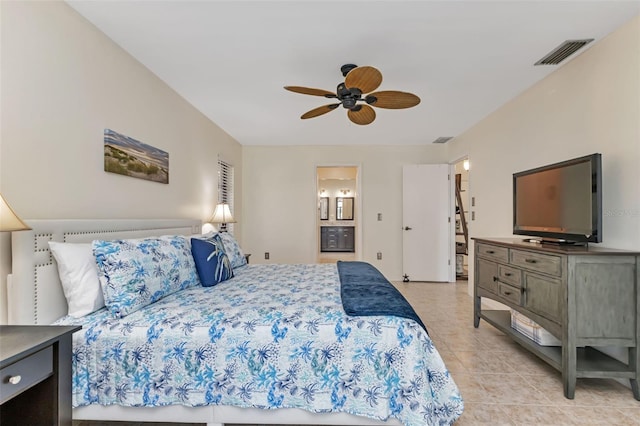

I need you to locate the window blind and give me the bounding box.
[218,159,234,233]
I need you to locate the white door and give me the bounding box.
[402,164,451,282]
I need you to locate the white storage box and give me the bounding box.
[510,310,561,346]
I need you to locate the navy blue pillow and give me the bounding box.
[191,234,233,287]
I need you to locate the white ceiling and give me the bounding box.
[67,1,639,146]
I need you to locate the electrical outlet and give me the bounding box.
[264,252,270,260]
[377,252,382,260]
[471,211,475,221]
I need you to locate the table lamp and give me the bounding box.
[209,203,236,232]
[0,194,30,231]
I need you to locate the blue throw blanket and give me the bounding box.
[337,261,427,333]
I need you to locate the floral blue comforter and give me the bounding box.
[55,264,463,425]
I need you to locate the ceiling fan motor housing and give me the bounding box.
[342,98,356,109]
[337,83,364,109]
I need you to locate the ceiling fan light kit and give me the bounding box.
[284,64,420,125]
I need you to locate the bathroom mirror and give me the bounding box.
[319,197,329,220]
[336,197,354,220]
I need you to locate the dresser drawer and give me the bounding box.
[510,249,562,277]
[477,243,509,263]
[498,264,521,287]
[0,346,53,404]
[498,282,522,305]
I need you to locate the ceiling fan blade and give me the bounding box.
[366,91,421,109]
[301,103,340,119]
[344,66,382,94]
[284,86,337,98]
[347,105,376,125]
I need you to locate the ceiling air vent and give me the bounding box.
[432,137,453,144]
[534,39,594,66]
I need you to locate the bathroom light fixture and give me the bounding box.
[340,189,351,195]
[463,160,470,171]
[0,193,30,231]
[209,203,236,232]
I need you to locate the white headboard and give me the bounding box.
[8,219,201,325]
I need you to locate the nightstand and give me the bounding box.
[1,325,81,425]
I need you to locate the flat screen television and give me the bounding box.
[513,153,602,244]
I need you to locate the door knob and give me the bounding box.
[404,226,412,231]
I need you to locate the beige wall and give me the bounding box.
[447,16,640,296]
[242,145,448,280]
[0,1,243,323]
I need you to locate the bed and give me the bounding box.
[7,219,463,426]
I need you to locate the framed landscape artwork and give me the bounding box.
[104,129,169,184]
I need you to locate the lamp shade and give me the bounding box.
[0,194,31,231]
[210,203,236,224]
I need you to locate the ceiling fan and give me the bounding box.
[284,64,420,125]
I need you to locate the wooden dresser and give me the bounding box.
[473,237,639,400]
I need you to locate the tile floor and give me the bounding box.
[73,280,639,426]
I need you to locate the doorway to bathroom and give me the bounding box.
[316,166,361,263]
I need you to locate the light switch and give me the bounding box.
[377,213,382,221]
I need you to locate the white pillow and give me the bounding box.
[48,241,105,318]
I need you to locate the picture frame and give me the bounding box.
[104,129,169,184]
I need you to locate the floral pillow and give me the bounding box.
[191,234,233,287]
[93,236,199,318]
[217,232,247,269]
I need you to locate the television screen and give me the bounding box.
[513,153,602,244]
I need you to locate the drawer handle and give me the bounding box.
[504,272,513,277]
[8,375,22,385]
[493,276,498,282]
[503,291,512,296]
[525,259,537,264]
[487,250,495,254]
